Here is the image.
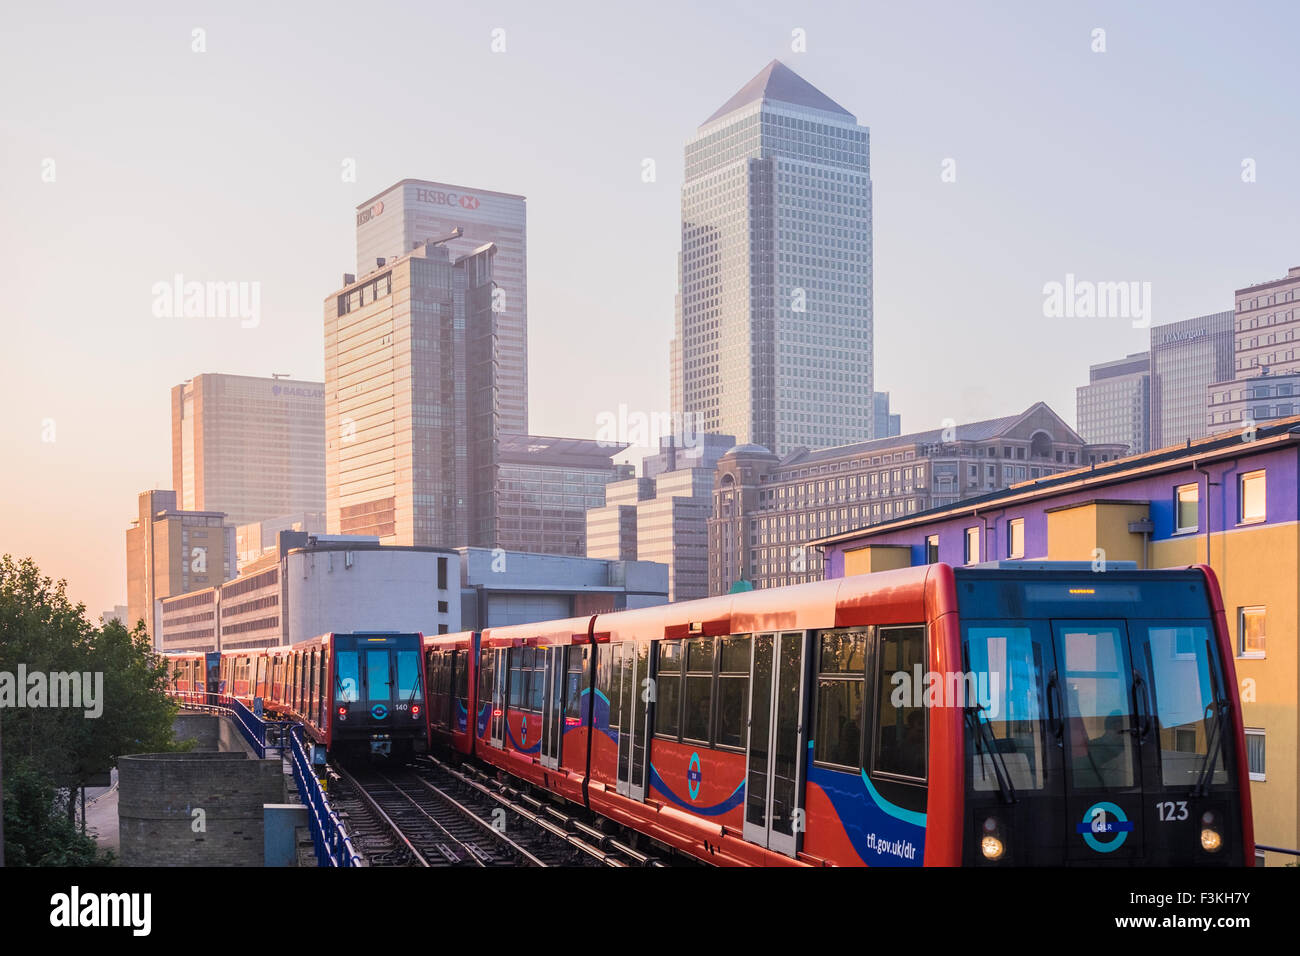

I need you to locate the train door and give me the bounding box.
[540,647,565,770]
[205,653,221,706]
[743,631,809,857]
[1051,620,1147,862]
[489,648,507,749]
[614,640,652,801]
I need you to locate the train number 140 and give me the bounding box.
[1156,800,1188,821]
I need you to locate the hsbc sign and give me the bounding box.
[356,200,384,227]
[414,187,480,210]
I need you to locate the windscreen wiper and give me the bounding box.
[965,702,1017,804]
[1192,638,1228,796]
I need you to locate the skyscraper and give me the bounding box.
[324,237,499,548]
[1076,351,1150,455]
[125,489,236,646]
[1207,265,1300,434]
[1150,311,1234,448]
[171,373,326,526]
[355,179,528,435]
[671,60,873,457]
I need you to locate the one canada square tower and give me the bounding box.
[671,60,873,456]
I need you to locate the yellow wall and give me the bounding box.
[1150,522,1300,862]
[844,545,912,576]
[1046,501,1149,566]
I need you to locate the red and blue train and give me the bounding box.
[424,563,1254,866]
[168,562,1253,866]
[167,631,429,759]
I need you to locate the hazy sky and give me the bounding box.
[2,1,1297,616]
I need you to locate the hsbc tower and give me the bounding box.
[355,179,528,435]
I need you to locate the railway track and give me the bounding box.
[330,761,549,866]
[414,754,670,868]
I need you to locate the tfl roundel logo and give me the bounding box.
[1077,801,1133,853]
[687,752,702,801]
[371,704,389,720]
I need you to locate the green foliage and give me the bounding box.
[1,554,182,864]
[1,759,112,866]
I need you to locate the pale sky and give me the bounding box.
[2,0,1297,616]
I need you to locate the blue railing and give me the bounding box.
[227,696,288,757]
[289,724,363,867]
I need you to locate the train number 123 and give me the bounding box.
[1156,800,1188,821]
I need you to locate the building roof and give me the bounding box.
[498,434,628,468]
[355,178,527,209]
[723,443,778,457]
[809,415,1300,548]
[704,59,854,125]
[777,402,1086,468]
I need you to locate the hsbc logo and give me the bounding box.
[415,188,480,210]
[356,200,384,227]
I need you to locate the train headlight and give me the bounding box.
[411,705,420,717]
[980,817,1005,860]
[1200,828,1222,852]
[981,835,1005,860]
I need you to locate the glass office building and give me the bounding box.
[324,238,499,548]
[355,179,528,435]
[672,60,874,457]
[1076,351,1150,455]
[1150,312,1234,449]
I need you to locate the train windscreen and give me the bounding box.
[954,569,1241,865]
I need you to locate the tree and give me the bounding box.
[1,554,182,863]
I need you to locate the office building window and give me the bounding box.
[1008,518,1025,559]
[964,527,980,565]
[925,534,939,564]
[1239,470,1265,524]
[1245,728,1265,781]
[1175,483,1198,533]
[1238,606,1265,658]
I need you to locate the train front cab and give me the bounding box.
[956,565,1253,866]
[331,633,429,759]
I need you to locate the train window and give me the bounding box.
[1059,625,1135,789]
[564,647,587,721]
[454,650,470,709]
[366,650,391,702]
[814,628,866,769]
[528,650,545,712]
[318,650,328,726]
[336,651,359,702]
[508,649,526,709]
[597,645,616,731]
[682,638,715,745]
[308,651,317,716]
[655,643,683,739]
[478,648,494,715]
[1144,625,1226,788]
[964,626,1046,791]
[396,650,423,702]
[873,625,927,781]
[716,636,751,750]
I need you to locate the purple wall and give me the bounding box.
[824,445,1298,576]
